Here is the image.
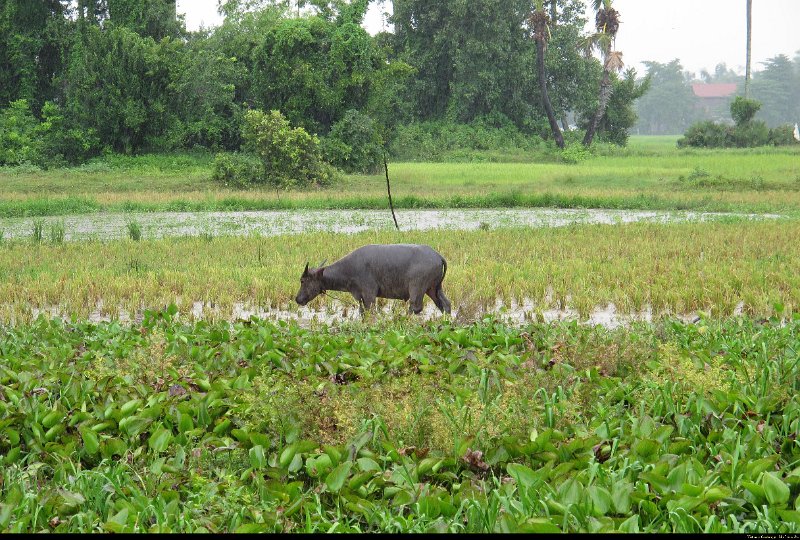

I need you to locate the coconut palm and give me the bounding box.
[528,0,564,149]
[582,0,623,147]
[745,0,752,97]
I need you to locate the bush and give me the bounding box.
[677,121,730,148]
[0,100,100,168]
[242,109,336,188]
[38,102,100,166]
[389,117,538,161]
[768,124,799,146]
[729,119,770,148]
[730,96,761,126]
[211,152,265,188]
[321,110,384,174]
[0,100,42,166]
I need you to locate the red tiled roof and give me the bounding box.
[691,83,738,98]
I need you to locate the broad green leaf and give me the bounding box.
[148,428,172,453]
[588,485,612,516]
[306,454,333,478]
[762,472,790,506]
[507,463,539,489]
[249,445,266,469]
[80,427,100,455]
[357,457,381,473]
[325,462,353,493]
[517,520,561,534]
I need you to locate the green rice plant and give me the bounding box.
[0,221,797,324]
[1,144,800,217]
[126,220,142,241]
[48,220,65,243]
[31,218,44,242]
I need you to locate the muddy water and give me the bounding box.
[0,208,783,241]
[24,298,739,330]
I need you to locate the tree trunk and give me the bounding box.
[536,39,564,149]
[583,63,612,146]
[745,0,752,98]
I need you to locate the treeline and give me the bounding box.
[0,0,648,170]
[635,56,800,136]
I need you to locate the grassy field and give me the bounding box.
[1,312,799,532]
[0,221,797,323]
[1,140,799,216]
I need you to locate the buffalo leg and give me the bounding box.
[436,285,452,314]
[357,292,376,315]
[408,286,425,314]
[426,286,445,312]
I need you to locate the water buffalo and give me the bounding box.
[295,244,451,315]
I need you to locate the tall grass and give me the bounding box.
[0,145,799,216]
[48,220,65,243]
[31,219,44,243]
[126,220,142,241]
[0,221,797,323]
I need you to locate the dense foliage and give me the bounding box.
[636,55,800,136]
[678,97,797,149]
[0,0,649,169]
[1,311,800,532]
[240,109,336,188]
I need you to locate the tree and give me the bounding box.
[750,55,799,126]
[251,13,375,134]
[64,25,182,153]
[699,62,741,84]
[593,68,650,145]
[107,0,184,39]
[634,60,697,135]
[745,0,752,97]
[390,0,595,135]
[582,0,623,146]
[528,1,564,148]
[0,1,71,110]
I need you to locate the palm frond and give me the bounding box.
[605,50,624,72]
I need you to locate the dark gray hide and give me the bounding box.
[295,244,451,314]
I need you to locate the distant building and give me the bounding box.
[691,83,738,122]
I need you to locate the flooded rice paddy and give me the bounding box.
[22,297,741,330]
[0,207,784,241]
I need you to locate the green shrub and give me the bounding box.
[560,143,592,164]
[0,100,42,166]
[730,96,761,126]
[321,110,384,174]
[242,109,337,189]
[729,119,770,148]
[677,121,730,148]
[768,124,798,146]
[38,102,101,167]
[0,100,100,168]
[211,152,265,188]
[389,117,538,161]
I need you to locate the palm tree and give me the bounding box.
[745,0,752,97]
[529,0,564,149]
[582,0,623,147]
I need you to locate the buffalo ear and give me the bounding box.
[303,262,309,276]
[314,267,324,278]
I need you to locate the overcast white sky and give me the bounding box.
[176,0,800,76]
